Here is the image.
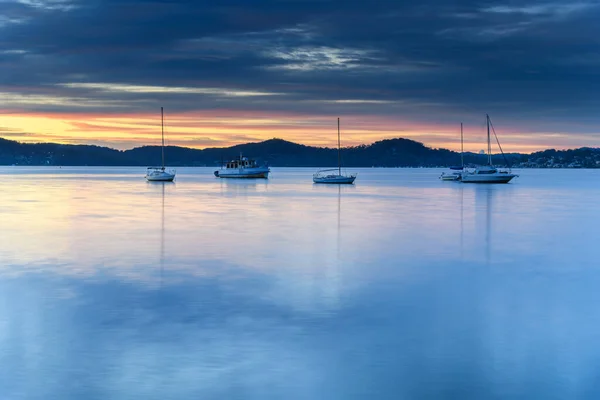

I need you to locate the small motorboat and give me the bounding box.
[214,154,270,178]
[439,171,461,181]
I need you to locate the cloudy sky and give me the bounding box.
[1,0,599,152]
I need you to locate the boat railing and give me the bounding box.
[314,168,356,178]
[147,166,176,173]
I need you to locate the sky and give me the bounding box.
[1,0,600,153]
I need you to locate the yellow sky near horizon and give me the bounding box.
[0,110,596,154]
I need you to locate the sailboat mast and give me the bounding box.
[161,107,165,169]
[460,122,464,168]
[486,114,491,165]
[338,117,341,176]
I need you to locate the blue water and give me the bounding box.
[1,167,599,399]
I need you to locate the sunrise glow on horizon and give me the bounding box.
[1,107,596,154]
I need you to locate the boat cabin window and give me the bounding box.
[225,158,259,168]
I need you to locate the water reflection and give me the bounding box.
[150,181,174,286]
[485,186,491,265]
[471,185,494,266]
[455,184,502,266]
[337,186,341,254]
[218,178,269,197]
[161,183,166,284]
[1,168,600,398]
[460,184,464,258]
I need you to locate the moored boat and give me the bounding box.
[214,155,270,178]
[460,114,517,184]
[313,169,356,184]
[440,171,461,181]
[313,118,357,184]
[460,165,516,183]
[146,107,176,182]
[146,167,175,182]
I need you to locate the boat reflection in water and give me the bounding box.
[147,180,174,286]
[458,183,498,266]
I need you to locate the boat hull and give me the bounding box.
[214,167,270,179]
[313,175,356,184]
[146,170,175,182]
[146,174,175,182]
[460,173,516,183]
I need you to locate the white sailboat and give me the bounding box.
[313,118,356,184]
[460,114,517,184]
[146,107,176,182]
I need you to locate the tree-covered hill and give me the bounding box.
[1,137,598,168]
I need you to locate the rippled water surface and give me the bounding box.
[1,167,600,399]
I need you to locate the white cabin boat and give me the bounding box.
[313,118,356,184]
[146,107,176,182]
[460,115,517,184]
[214,155,270,178]
[460,165,516,183]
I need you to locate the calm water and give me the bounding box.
[1,167,600,399]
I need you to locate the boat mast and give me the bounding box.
[338,117,341,176]
[460,122,464,168]
[486,114,491,165]
[161,107,165,170]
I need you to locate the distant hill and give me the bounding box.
[0,137,598,168]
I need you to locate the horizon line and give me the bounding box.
[2,135,599,155]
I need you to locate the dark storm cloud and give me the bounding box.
[1,0,600,128]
